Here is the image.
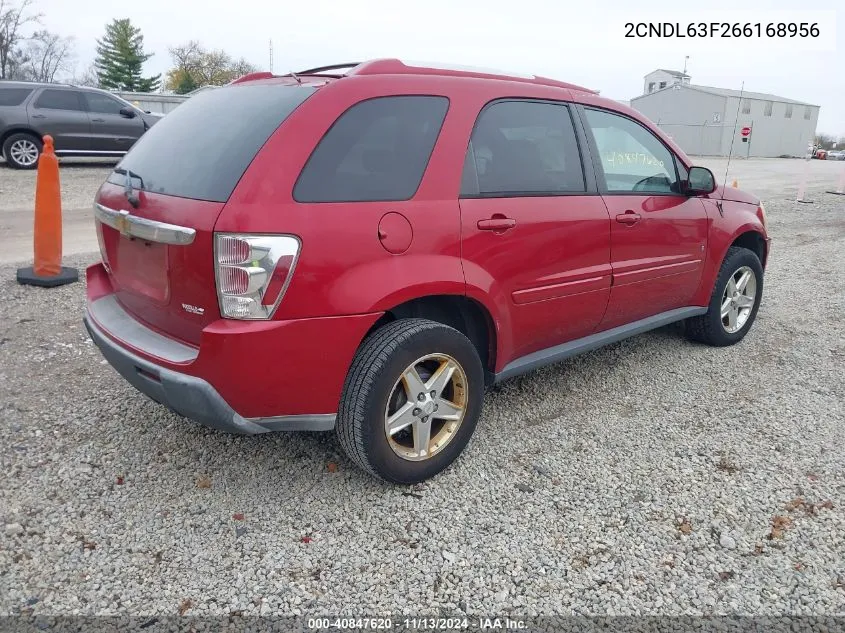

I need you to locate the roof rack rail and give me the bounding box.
[295,62,362,75]
[229,71,276,85]
[226,60,599,94]
[345,59,599,93]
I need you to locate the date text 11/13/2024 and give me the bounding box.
[307,617,527,630]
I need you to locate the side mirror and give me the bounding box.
[686,166,717,195]
[119,106,136,118]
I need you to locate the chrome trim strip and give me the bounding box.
[89,295,198,363]
[57,150,126,154]
[94,203,196,245]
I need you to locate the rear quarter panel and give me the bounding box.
[218,77,469,321]
[219,76,586,370]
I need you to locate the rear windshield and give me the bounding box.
[107,84,316,202]
[0,88,33,106]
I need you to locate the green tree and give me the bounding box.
[94,18,160,92]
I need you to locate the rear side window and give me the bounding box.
[34,89,84,111]
[294,96,449,203]
[0,88,32,106]
[462,100,585,197]
[107,84,316,202]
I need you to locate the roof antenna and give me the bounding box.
[289,70,302,85]
[719,81,745,213]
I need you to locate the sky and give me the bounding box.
[33,0,844,136]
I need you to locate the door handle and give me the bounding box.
[31,114,46,119]
[91,118,105,123]
[477,216,516,231]
[615,211,641,225]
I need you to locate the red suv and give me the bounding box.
[84,59,771,483]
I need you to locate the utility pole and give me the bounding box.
[683,55,689,75]
[269,39,274,73]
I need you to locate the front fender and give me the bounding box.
[693,208,767,305]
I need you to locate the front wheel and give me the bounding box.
[3,133,42,170]
[686,246,764,346]
[336,319,485,484]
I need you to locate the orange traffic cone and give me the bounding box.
[16,135,78,287]
[731,179,738,188]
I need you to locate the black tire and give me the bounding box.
[686,246,764,347]
[336,318,485,484]
[3,133,42,170]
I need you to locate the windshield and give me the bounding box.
[107,84,316,202]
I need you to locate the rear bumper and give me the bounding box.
[83,262,382,434]
[83,311,335,434]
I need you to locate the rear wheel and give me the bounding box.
[3,133,42,170]
[336,319,484,484]
[686,246,764,346]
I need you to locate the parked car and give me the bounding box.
[83,59,771,483]
[0,81,163,169]
[826,150,845,161]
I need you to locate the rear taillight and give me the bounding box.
[214,234,300,320]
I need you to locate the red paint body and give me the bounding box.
[86,61,770,420]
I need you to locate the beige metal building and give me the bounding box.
[631,70,820,158]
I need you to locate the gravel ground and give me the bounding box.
[1,183,844,619]
[0,158,116,212]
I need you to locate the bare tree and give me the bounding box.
[165,41,257,92]
[0,0,42,79]
[17,30,74,81]
[72,61,99,87]
[815,133,835,150]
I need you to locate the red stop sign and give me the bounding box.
[741,126,752,137]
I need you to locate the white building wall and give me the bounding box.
[631,88,728,156]
[720,96,820,158]
[631,86,819,157]
[114,92,189,114]
[643,70,679,95]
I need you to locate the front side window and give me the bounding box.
[785,104,793,118]
[584,107,679,194]
[741,100,751,114]
[84,92,126,115]
[804,106,812,120]
[33,89,83,111]
[659,81,667,89]
[294,96,449,203]
[461,100,585,197]
[764,101,773,116]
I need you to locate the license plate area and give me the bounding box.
[112,236,170,304]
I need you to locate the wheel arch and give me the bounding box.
[362,294,498,385]
[1,127,42,155]
[729,229,768,268]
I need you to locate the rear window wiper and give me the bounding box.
[114,167,144,208]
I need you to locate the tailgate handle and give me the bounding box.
[94,203,196,246]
